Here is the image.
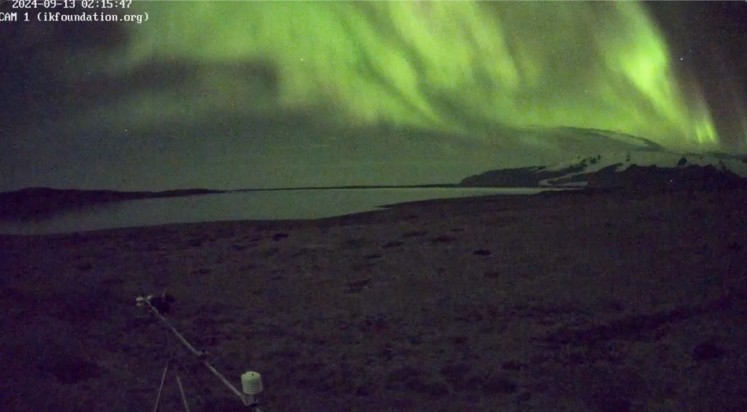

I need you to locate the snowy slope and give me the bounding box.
[540,151,747,187]
[460,150,747,188]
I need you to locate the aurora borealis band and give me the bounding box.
[101,1,725,148]
[0,1,745,190]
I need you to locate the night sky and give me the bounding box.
[1,1,745,191]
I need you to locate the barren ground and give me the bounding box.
[1,189,745,411]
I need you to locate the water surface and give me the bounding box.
[0,187,546,235]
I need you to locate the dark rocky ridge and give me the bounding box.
[0,187,223,220]
[460,152,747,191]
[585,164,747,191]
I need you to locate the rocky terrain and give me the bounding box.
[1,186,746,411]
[460,150,747,190]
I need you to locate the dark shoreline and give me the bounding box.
[0,183,738,236]
[3,185,741,240]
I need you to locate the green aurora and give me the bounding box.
[96,1,720,150]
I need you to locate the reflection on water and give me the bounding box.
[0,188,546,235]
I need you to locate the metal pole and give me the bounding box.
[153,360,170,412]
[139,296,258,408]
[200,359,248,401]
[175,370,192,412]
[143,299,202,356]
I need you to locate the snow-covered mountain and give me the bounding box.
[459,150,747,190]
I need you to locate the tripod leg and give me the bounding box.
[153,360,170,412]
[175,370,191,412]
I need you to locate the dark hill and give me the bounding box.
[0,187,223,220]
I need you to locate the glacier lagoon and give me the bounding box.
[0,187,549,235]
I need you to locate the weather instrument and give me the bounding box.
[136,293,264,411]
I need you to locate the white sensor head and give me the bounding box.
[241,371,263,396]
